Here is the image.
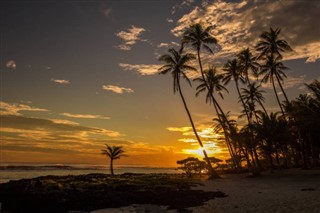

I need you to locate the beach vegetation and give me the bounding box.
[101,145,126,176]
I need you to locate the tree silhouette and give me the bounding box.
[158,46,220,178]
[256,27,292,60]
[241,82,268,116]
[237,48,259,87]
[256,27,292,105]
[101,144,126,176]
[260,55,289,115]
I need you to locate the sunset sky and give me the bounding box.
[1,0,319,167]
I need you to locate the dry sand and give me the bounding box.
[91,169,320,213]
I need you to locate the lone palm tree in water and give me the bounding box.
[101,144,126,176]
[158,46,220,178]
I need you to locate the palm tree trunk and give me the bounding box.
[212,98,239,169]
[271,75,285,115]
[275,74,289,104]
[196,49,239,172]
[177,81,220,178]
[257,99,268,115]
[110,159,114,176]
[235,80,251,123]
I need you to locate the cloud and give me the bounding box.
[166,18,174,23]
[61,112,110,120]
[178,138,197,143]
[103,7,112,16]
[167,126,192,132]
[261,75,306,90]
[51,119,79,125]
[116,25,146,51]
[5,60,16,69]
[171,0,320,63]
[157,41,179,48]
[51,78,70,84]
[0,114,122,139]
[0,101,48,116]
[102,85,134,94]
[119,63,161,75]
[171,0,194,14]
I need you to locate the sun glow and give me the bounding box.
[183,143,221,158]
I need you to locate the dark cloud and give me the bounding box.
[1,115,119,136]
[2,145,79,154]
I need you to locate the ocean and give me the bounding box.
[0,163,178,183]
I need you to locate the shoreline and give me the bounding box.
[0,169,319,213]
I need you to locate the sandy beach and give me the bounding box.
[92,169,320,213]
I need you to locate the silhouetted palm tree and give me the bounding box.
[241,82,268,115]
[158,46,220,178]
[194,67,240,166]
[182,24,227,119]
[260,55,289,115]
[256,27,292,60]
[237,48,259,86]
[101,144,126,176]
[195,67,228,103]
[256,27,292,104]
[253,112,279,171]
[223,59,251,122]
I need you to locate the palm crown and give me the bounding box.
[256,27,292,59]
[195,67,228,103]
[182,23,217,52]
[158,46,196,93]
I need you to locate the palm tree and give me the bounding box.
[223,59,251,122]
[237,48,259,86]
[260,55,289,115]
[195,67,228,103]
[101,144,126,176]
[158,46,220,178]
[182,24,217,76]
[241,82,268,116]
[256,27,292,104]
[256,27,292,60]
[182,24,227,118]
[253,112,279,171]
[194,67,240,167]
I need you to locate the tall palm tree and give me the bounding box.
[158,46,220,178]
[260,55,289,115]
[237,48,259,86]
[182,24,217,76]
[256,27,292,104]
[194,67,239,166]
[223,59,251,122]
[182,24,228,118]
[101,144,126,176]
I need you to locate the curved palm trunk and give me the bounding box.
[110,159,114,176]
[246,72,268,115]
[177,80,220,178]
[235,80,251,123]
[235,80,262,171]
[275,74,289,104]
[271,75,285,115]
[197,50,240,170]
[212,100,239,169]
[258,99,268,115]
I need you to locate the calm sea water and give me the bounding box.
[0,163,178,183]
